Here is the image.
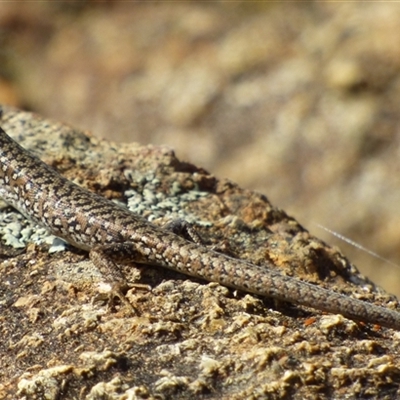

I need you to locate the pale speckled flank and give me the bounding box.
[0,127,400,330]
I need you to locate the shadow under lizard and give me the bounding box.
[0,127,399,330]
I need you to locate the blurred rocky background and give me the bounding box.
[1,2,400,295]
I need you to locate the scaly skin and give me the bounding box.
[0,127,399,329]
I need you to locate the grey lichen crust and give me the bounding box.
[1,105,400,400]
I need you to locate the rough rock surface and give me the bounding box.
[1,107,400,399]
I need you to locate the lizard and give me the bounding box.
[0,126,399,330]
